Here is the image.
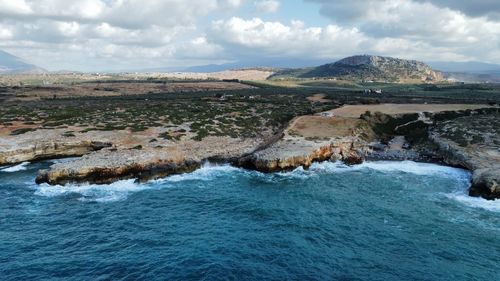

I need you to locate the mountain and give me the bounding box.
[0,50,47,74]
[271,55,443,82]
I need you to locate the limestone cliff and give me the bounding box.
[0,140,111,166]
[238,116,371,172]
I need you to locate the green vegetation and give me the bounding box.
[435,113,500,147]
[1,79,499,141]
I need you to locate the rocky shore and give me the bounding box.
[1,106,498,200]
[238,116,369,171]
[33,136,262,185]
[428,113,500,200]
[0,129,112,166]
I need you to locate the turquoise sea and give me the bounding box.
[0,160,499,280]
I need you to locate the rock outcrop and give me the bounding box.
[238,116,371,172]
[429,113,500,200]
[239,139,365,172]
[470,168,500,200]
[35,136,262,185]
[0,140,111,166]
[36,148,200,185]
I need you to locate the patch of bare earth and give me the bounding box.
[327,104,497,118]
[4,81,257,101]
[306,94,331,103]
[286,116,363,139]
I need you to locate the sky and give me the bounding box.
[0,0,499,71]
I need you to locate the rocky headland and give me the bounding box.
[239,106,499,200]
[1,104,498,200]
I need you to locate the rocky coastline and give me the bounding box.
[1,107,498,200]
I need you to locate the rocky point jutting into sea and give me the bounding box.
[1,104,498,200]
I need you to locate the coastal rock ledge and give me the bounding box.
[238,116,370,171]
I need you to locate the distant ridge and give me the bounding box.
[271,55,443,82]
[427,61,500,73]
[0,50,47,74]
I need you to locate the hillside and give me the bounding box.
[271,55,443,83]
[0,50,46,74]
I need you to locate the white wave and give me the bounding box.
[153,163,242,183]
[1,162,30,172]
[356,161,469,177]
[34,179,147,202]
[31,161,474,203]
[276,161,470,182]
[445,192,500,213]
[316,160,470,179]
[33,163,242,202]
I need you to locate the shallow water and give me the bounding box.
[0,160,499,280]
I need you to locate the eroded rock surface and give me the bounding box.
[0,129,111,165]
[430,113,500,200]
[35,136,261,185]
[238,116,372,172]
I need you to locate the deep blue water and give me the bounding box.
[0,160,499,280]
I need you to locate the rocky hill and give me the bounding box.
[0,50,46,74]
[271,55,443,82]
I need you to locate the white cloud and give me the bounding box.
[218,0,245,9]
[0,0,240,70]
[254,0,280,13]
[308,0,500,63]
[0,24,13,39]
[1,0,500,71]
[0,0,32,15]
[210,17,366,57]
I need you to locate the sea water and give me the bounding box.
[0,160,498,280]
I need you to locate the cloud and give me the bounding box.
[307,0,500,62]
[415,0,500,20]
[0,26,13,40]
[0,0,242,70]
[1,0,500,71]
[209,17,366,58]
[254,0,280,13]
[0,0,32,15]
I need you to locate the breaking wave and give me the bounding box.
[278,160,471,183]
[29,160,491,210]
[34,179,146,202]
[1,162,30,172]
[152,162,243,183]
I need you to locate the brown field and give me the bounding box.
[0,81,255,101]
[306,93,331,103]
[287,116,363,138]
[327,104,496,118]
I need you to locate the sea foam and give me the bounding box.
[1,162,30,172]
[283,160,471,182]
[35,179,146,202]
[152,162,243,183]
[32,161,484,207]
[445,191,500,213]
